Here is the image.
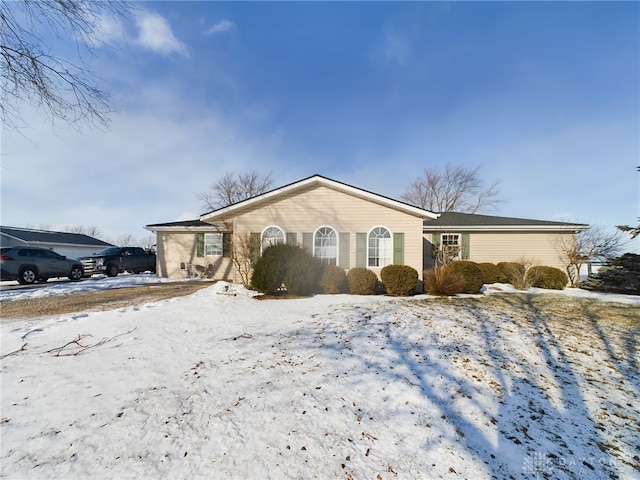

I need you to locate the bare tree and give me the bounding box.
[64,225,103,239]
[555,226,625,287]
[229,231,259,287]
[1,0,131,130]
[401,164,502,213]
[139,235,156,251]
[196,171,274,211]
[114,233,135,247]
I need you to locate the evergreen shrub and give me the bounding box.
[250,245,289,294]
[526,266,568,290]
[580,253,640,295]
[251,244,320,295]
[448,260,484,294]
[283,249,322,296]
[476,262,501,284]
[347,268,378,295]
[423,266,465,296]
[380,265,419,296]
[319,265,348,294]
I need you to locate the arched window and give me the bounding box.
[314,226,337,265]
[262,226,285,252]
[368,227,392,267]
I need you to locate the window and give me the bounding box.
[204,233,223,256]
[368,227,392,267]
[314,226,337,265]
[262,226,285,252]
[441,233,461,261]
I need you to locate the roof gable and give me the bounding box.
[0,226,114,247]
[200,174,438,221]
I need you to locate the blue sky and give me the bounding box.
[1,1,638,249]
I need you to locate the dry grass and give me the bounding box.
[0,282,213,320]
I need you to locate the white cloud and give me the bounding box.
[134,11,188,56]
[93,13,127,45]
[204,20,235,36]
[371,26,411,66]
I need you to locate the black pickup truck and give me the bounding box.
[79,247,156,277]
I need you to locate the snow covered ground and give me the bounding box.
[1,278,639,479]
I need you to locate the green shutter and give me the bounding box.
[339,233,350,268]
[250,232,261,264]
[431,233,440,259]
[356,233,366,267]
[461,233,470,260]
[196,232,204,257]
[222,233,232,258]
[302,233,313,254]
[286,232,297,245]
[393,232,404,265]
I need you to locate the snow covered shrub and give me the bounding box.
[476,262,501,284]
[347,268,378,295]
[423,266,465,296]
[497,262,527,288]
[580,253,640,295]
[319,265,348,294]
[380,264,418,296]
[526,266,568,290]
[448,261,483,294]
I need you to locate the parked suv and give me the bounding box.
[0,247,84,285]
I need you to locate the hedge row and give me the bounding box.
[251,245,569,298]
[250,245,420,296]
[424,261,568,296]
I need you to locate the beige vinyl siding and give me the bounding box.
[156,232,234,280]
[232,185,424,278]
[464,231,569,270]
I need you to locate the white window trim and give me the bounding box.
[367,226,393,268]
[313,225,338,265]
[440,233,461,261]
[204,232,223,256]
[261,225,285,252]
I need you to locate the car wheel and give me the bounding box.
[18,267,37,285]
[106,264,119,277]
[69,266,83,281]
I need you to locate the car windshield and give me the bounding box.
[95,247,120,255]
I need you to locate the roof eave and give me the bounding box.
[145,225,226,233]
[423,224,590,232]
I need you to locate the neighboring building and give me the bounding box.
[145,175,588,283]
[0,226,114,259]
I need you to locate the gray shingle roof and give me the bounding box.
[0,226,114,247]
[423,212,588,230]
[145,220,224,230]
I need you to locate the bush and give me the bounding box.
[448,261,484,294]
[319,265,348,294]
[580,253,640,295]
[347,268,378,295]
[497,261,527,287]
[283,249,322,296]
[250,244,290,294]
[526,266,568,290]
[424,266,465,296]
[476,262,501,284]
[380,265,419,296]
[251,244,320,295]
